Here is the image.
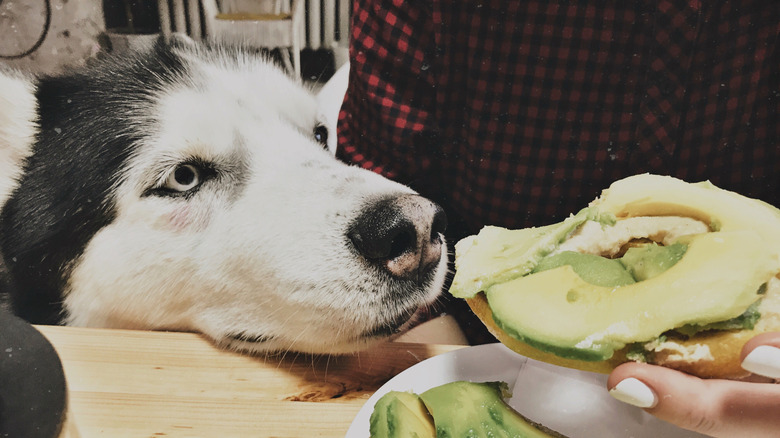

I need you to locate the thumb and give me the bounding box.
[607,359,780,437]
[739,331,780,377]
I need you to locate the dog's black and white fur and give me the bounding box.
[0,38,447,354]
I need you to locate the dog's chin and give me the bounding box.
[216,305,431,356]
[215,250,448,356]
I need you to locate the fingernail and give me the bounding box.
[609,377,658,408]
[741,345,780,379]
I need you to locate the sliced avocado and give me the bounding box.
[593,174,780,249]
[450,207,615,298]
[619,242,687,281]
[532,244,686,287]
[674,298,763,337]
[486,231,776,361]
[532,251,635,287]
[418,381,560,438]
[369,391,435,438]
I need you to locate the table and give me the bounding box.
[37,325,464,437]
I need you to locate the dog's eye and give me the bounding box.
[313,124,329,147]
[164,164,200,192]
[144,162,215,198]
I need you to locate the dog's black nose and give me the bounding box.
[348,195,447,282]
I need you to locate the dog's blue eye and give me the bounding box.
[165,164,200,192]
[314,124,328,147]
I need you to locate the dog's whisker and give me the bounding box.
[274,308,308,367]
[324,354,333,380]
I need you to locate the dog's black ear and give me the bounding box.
[152,33,169,49]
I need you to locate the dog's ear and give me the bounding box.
[316,62,350,155]
[0,69,37,208]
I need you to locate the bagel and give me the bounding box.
[450,174,780,379]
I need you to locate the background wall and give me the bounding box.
[0,0,338,80]
[0,0,105,75]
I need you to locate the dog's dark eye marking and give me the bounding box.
[313,124,329,147]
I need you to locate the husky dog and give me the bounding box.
[0,38,447,354]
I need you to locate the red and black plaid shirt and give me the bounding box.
[337,1,779,342]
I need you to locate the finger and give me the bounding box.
[608,362,780,438]
[740,332,780,379]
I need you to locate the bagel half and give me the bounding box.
[450,174,780,379]
[466,280,780,378]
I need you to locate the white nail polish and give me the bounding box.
[609,378,658,408]
[741,345,780,379]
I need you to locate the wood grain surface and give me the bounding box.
[36,325,463,437]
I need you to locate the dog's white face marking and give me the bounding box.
[0,71,37,207]
[56,44,447,354]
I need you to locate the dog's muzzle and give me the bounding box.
[347,194,447,284]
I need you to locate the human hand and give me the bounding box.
[607,332,780,437]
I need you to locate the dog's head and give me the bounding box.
[0,38,447,354]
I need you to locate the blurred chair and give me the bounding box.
[202,0,304,76]
[158,0,206,40]
[159,1,303,75]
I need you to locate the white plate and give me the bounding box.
[346,343,706,438]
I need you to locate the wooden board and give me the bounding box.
[36,325,463,437]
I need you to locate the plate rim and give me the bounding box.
[345,342,526,437]
[345,342,704,438]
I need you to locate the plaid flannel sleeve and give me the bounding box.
[336,0,438,187]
